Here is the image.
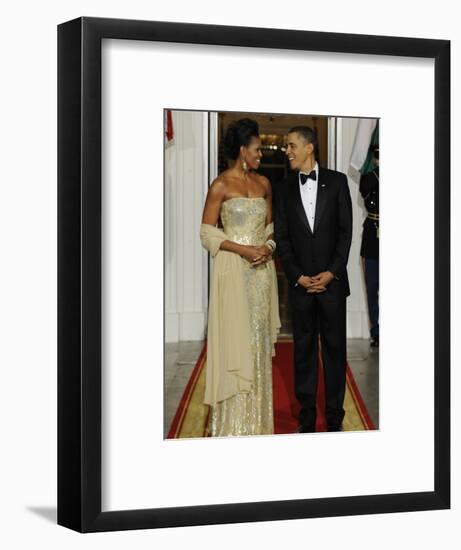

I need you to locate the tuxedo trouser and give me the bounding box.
[289,288,347,429]
[364,257,379,340]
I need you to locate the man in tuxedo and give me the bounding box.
[274,126,353,432]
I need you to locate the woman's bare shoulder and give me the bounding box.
[208,175,228,197]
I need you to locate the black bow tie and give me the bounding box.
[300,170,316,184]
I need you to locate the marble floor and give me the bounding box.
[164,338,379,437]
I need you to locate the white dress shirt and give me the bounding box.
[299,162,319,233]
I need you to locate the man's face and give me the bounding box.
[373,148,379,167]
[286,132,313,171]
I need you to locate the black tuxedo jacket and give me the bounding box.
[274,168,353,299]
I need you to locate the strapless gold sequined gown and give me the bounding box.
[210,197,274,436]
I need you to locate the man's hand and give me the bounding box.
[295,275,323,293]
[297,275,314,289]
[307,271,335,293]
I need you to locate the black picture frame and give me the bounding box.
[58,16,450,532]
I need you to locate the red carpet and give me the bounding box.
[167,340,375,438]
[272,341,375,433]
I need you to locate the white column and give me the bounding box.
[165,110,209,343]
[336,118,372,339]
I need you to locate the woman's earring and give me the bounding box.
[242,160,248,172]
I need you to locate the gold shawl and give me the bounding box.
[200,223,281,406]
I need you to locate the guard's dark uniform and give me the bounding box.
[359,168,379,344]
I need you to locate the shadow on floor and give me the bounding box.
[26,506,57,524]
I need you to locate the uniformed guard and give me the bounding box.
[360,144,379,348]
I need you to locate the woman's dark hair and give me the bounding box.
[223,118,259,160]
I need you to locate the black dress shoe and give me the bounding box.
[327,425,343,432]
[370,336,379,348]
[295,425,316,433]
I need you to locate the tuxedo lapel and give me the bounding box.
[313,168,328,233]
[289,172,313,235]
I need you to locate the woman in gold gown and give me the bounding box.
[200,119,281,436]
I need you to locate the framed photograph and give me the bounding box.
[58,16,450,532]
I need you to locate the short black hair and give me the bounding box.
[288,125,319,158]
[224,118,259,160]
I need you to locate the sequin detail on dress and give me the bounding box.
[210,198,274,436]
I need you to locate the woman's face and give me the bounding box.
[242,136,263,170]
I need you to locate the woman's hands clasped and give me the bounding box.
[240,244,272,266]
